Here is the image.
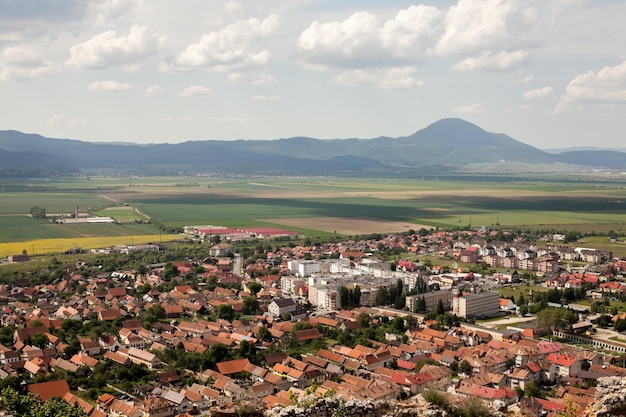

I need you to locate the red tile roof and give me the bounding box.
[28,379,70,402]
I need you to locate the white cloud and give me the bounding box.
[381,5,442,57]
[47,113,86,125]
[145,85,162,96]
[251,95,280,101]
[334,67,423,90]
[165,14,279,75]
[555,60,626,113]
[452,50,530,72]
[2,46,46,66]
[436,0,537,56]
[227,72,277,85]
[0,47,55,82]
[88,80,132,92]
[453,103,483,113]
[296,7,441,70]
[523,85,554,100]
[88,0,141,24]
[178,85,213,97]
[67,25,165,69]
[520,75,534,84]
[0,66,55,82]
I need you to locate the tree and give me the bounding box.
[246,281,262,295]
[29,206,47,219]
[459,359,472,375]
[242,296,259,315]
[257,326,272,342]
[436,299,445,315]
[216,304,235,321]
[416,296,427,313]
[391,316,405,333]
[538,307,577,332]
[524,380,541,399]
[614,318,626,332]
[519,304,529,316]
[30,333,49,349]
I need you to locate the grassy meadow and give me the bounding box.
[1,176,626,256]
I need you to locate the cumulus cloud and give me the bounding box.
[251,95,280,101]
[0,47,55,82]
[452,50,530,72]
[436,0,537,56]
[88,80,132,92]
[334,67,423,90]
[164,14,279,76]
[555,60,626,113]
[145,85,162,96]
[296,6,441,70]
[178,85,213,97]
[523,85,554,100]
[453,103,483,113]
[47,113,86,125]
[2,46,47,67]
[67,25,165,69]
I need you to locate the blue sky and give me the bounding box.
[1,0,625,149]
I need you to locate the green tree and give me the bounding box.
[257,326,272,342]
[216,304,235,321]
[246,282,262,295]
[436,299,445,315]
[524,379,542,399]
[30,333,49,349]
[242,296,259,315]
[29,206,47,219]
[459,360,472,375]
[614,318,626,332]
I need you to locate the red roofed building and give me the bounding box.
[216,358,251,376]
[294,328,322,342]
[546,353,582,377]
[28,379,70,402]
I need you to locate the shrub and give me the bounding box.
[460,397,491,417]
[422,389,450,408]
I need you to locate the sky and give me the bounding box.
[1,0,626,149]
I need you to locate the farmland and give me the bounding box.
[1,176,626,256]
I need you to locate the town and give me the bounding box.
[1,225,626,417]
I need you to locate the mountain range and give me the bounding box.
[0,118,624,177]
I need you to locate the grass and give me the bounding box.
[0,220,164,243]
[496,285,549,299]
[2,176,626,251]
[609,336,626,343]
[0,191,110,214]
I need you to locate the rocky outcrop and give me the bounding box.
[584,376,626,417]
[265,397,504,417]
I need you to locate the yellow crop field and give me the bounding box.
[0,235,180,258]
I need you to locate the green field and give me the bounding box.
[0,215,162,243]
[2,176,626,246]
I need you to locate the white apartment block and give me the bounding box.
[309,287,340,310]
[287,260,323,277]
